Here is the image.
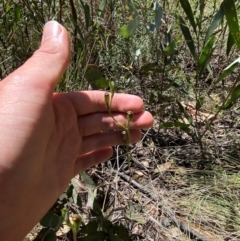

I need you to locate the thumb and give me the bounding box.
[3,20,70,93]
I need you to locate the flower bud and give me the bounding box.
[127,111,134,122]
[110,81,115,97]
[71,214,82,232]
[104,92,110,109]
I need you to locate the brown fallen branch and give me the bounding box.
[114,170,214,241]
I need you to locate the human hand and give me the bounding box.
[0,21,153,241]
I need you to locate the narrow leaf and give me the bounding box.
[14,4,21,23]
[80,231,108,241]
[154,3,163,29]
[223,83,240,109]
[127,0,138,16]
[117,16,140,38]
[98,0,107,16]
[113,224,131,241]
[163,39,176,56]
[227,32,235,55]
[40,211,60,229]
[179,16,197,60]
[79,0,91,30]
[223,0,240,49]
[196,97,204,110]
[140,63,162,73]
[84,4,91,30]
[197,36,215,76]
[42,229,57,241]
[179,0,196,32]
[177,101,193,125]
[204,3,224,43]
[159,122,175,128]
[216,56,240,84]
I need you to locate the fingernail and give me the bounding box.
[41,20,63,43]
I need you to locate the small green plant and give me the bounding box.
[104,86,134,171]
[61,209,82,241]
[84,63,134,172]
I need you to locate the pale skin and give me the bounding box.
[0,21,153,240]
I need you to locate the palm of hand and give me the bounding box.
[0,21,153,241]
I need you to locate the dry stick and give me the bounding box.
[114,171,212,241]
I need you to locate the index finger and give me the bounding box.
[66,91,144,115]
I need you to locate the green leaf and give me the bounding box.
[98,0,107,16]
[79,0,91,30]
[179,0,196,32]
[159,121,193,137]
[223,0,240,49]
[204,3,224,43]
[125,203,146,224]
[163,39,176,56]
[71,178,82,208]
[102,219,113,232]
[84,4,91,30]
[125,209,146,224]
[126,0,138,16]
[140,63,162,73]
[177,101,193,125]
[91,199,103,218]
[147,3,163,31]
[117,16,140,38]
[227,32,235,55]
[80,172,95,189]
[216,56,240,84]
[196,97,204,110]
[79,231,107,241]
[108,229,124,241]
[223,83,240,109]
[84,65,108,90]
[40,211,60,229]
[66,183,73,198]
[113,224,131,241]
[80,172,97,209]
[14,4,21,23]
[81,221,98,234]
[197,36,215,76]
[42,229,57,241]
[179,16,197,60]
[154,3,163,29]
[159,122,175,128]
[72,188,82,207]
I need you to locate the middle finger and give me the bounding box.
[78,111,153,137]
